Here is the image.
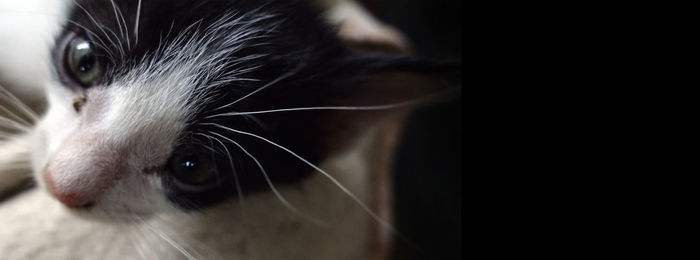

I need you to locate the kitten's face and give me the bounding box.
[32,0,446,215]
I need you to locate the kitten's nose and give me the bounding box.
[43,135,123,208]
[44,169,95,208]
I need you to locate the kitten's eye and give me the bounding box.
[65,36,102,86]
[167,149,218,188]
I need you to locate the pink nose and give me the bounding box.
[44,169,95,208]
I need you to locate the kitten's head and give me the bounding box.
[33,0,456,215]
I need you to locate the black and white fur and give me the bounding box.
[0,0,455,259]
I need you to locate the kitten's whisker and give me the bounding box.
[128,216,164,259]
[110,0,131,50]
[206,137,225,185]
[136,216,198,260]
[0,104,32,126]
[205,94,439,119]
[203,123,397,233]
[108,0,125,47]
[205,131,328,228]
[151,214,225,260]
[114,216,150,260]
[64,20,116,59]
[194,133,246,209]
[213,63,305,111]
[0,116,30,132]
[134,0,142,45]
[101,23,126,57]
[70,0,124,57]
[130,237,150,260]
[0,84,38,120]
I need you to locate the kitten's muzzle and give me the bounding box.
[44,170,95,208]
[42,132,125,208]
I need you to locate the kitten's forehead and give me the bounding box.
[61,0,345,112]
[64,0,333,64]
[66,1,276,75]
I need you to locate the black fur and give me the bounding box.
[56,0,455,210]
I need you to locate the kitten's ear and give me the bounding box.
[307,52,461,154]
[324,0,411,54]
[331,52,461,113]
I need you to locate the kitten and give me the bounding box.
[0,0,456,259]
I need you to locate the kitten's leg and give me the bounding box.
[0,134,32,198]
[318,0,411,53]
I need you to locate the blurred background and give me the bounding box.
[359,0,463,259]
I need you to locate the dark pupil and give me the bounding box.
[171,153,215,185]
[78,55,96,72]
[181,157,198,169]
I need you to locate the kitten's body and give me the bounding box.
[0,0,452,259]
